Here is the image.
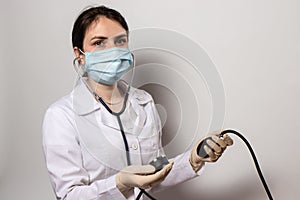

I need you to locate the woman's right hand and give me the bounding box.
[116,162,174,194]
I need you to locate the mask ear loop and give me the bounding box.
[73,56,85,76]
[74,49,87,76]
[75,48,105,97]
[72,55,95,95]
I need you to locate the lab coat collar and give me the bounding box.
[72,78,100,116]
[72,78,153,116]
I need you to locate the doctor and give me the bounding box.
[42,5,233,200]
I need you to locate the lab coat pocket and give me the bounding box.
[139,134,160,164]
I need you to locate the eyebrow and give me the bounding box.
[90,33,128,41]
[90,36,108,41]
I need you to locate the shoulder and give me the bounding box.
[42,94,78,145]
[43,93,76,132]
[45,94,74,117]
[129,87,154,105]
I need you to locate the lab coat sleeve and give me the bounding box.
[42,104,127,200]
[150,150,204,193]
[148,98,205,193]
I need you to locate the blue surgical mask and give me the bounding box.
[82,47,133,85]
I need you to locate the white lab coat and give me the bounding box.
[42,79,203,200]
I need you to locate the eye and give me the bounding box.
[94,40,106,47]
[115,37,128,46]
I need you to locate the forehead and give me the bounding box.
[84,17,126,39]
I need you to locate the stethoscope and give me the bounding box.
[73,54,134,167]
[73,57,273,200]
[93,86,157,200]
[73,55,157,200]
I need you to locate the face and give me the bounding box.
[74,17,128,59]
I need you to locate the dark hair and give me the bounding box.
[72,5,129,51]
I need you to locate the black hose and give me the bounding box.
[95,91,272,200]
[220,129,274,200]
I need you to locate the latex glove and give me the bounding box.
[190,131,233,172]
[116,162,174,194]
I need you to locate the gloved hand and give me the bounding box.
[116,162,174,194]
[190,131,233,172]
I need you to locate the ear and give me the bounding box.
[73,47,85,64]
[74,47,82,58]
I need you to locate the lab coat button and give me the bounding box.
[131,143,138,150]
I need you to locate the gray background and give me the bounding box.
[1,0,299,199]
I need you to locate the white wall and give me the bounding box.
[1,0,299,199]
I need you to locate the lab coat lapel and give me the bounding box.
[98,87,152,134]
[98,108,120,131]
[131,100,147,135]
[130,88,153,135]
[73,79,122,131]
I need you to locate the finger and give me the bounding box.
[211,135,227,149]
[151,162,174,186]
[135,174,163,189]
[207,138,223,154]
[149,162,174,187]
[123,165,156,175]
[204,145,218,161]
[157,161,174,177]
[192,148,203,163]
[138,161,174,187]
[223,134,234,146]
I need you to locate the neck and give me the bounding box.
[87,77,122,102]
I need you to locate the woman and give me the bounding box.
[42,5,233,200]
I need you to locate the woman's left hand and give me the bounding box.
[189,130,233,172]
